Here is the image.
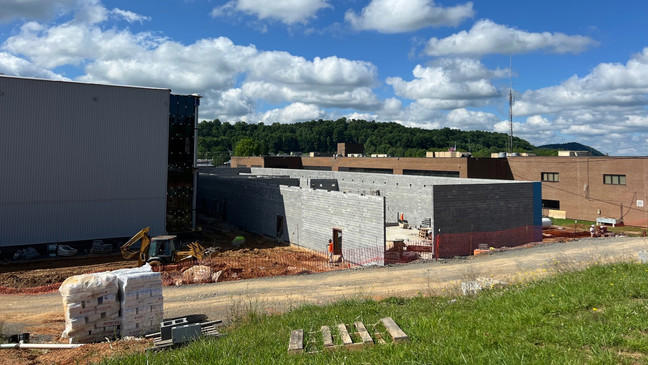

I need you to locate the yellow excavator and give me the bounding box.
[120,227,209,267]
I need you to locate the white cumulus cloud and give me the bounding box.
[426,19,597,56]
[0,0,79,23]
[111,9,150,23]
[212,0,330,25]
[1,2,380,115]
[386,58,506,108]
[446,108,499,130]
[514,47,648,116]
[260,102,324,123]
[345,0,473,33]
[0,51,65,79]
[493,46,648,156]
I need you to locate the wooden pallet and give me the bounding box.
[288,317,407,353]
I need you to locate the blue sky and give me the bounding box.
[1,0,647,155]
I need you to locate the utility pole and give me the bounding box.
[508,88,513,154]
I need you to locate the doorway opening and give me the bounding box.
[332,228,342,255]
[276,215,284,238]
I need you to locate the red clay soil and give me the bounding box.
[159,246,342,285]
[543,228,591,238]
[0,260,137,294]
[1,312,149,365]
[0,245,339,293]
[2,339,151,365]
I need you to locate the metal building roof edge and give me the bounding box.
[0,74,172,92]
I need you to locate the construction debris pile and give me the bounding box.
[59,264,163,343]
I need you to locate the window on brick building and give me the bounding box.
[603,174,626,185]
[541,172,559,182]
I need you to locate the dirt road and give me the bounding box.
[2,236,647,334]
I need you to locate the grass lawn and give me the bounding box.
[105,263,648,364]
[550,218,646,235]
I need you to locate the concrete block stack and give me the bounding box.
[115,270,164,337]
[59,273,121,343]
[59,265,163,343]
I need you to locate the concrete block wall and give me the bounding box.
[207,168,542,259]
[432,182,542,256]
[197,175,299,240]
[248,168,445,227]
[301,189,385,266]
[198,174,385,265]
[249,168,542,255]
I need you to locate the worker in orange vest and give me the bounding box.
[327,239,334,263]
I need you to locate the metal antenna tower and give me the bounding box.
[508,56,514,154]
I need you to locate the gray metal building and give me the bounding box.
[0,76,171,246]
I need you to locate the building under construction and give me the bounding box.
[198,167,542,262]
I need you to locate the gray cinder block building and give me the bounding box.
[198,167,542,262]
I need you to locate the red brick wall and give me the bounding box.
[507,157,648,226]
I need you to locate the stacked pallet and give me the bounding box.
[59,273,121,343]
[59,264,163,343]
[113,268,164,337]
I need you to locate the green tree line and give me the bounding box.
[198,118,557,164]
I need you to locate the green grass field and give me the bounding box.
[105,263,648,364]
[550,218,646,235]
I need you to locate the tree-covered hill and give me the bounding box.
[537,142,604,156]
[198,118,550,163]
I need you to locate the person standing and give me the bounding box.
[327,239,334,263]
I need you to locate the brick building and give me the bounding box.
[507,156,648,226]
[336,142,364,157]
[231,155,648,227]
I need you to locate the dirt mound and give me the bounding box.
[160,247,341,286]
[0,225,344,293]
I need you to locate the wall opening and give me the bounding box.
[303,165,332,171]
[276,215,284,238]
[339,167,393,174]
[403,169,460,177]
[542,199,560,209]
[332,228,342,255]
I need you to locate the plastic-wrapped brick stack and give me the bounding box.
[113,267,164,337]
[59,273,121,343]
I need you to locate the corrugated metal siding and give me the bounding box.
[0,76,170,246]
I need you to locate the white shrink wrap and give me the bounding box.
[59,272,120,343]
[113,266,163,337]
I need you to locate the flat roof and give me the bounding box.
[244,167,532,185]
[0,74,172,92]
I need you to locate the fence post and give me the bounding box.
[435,228,441,261]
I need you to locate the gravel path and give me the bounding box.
[2,236,647,333]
